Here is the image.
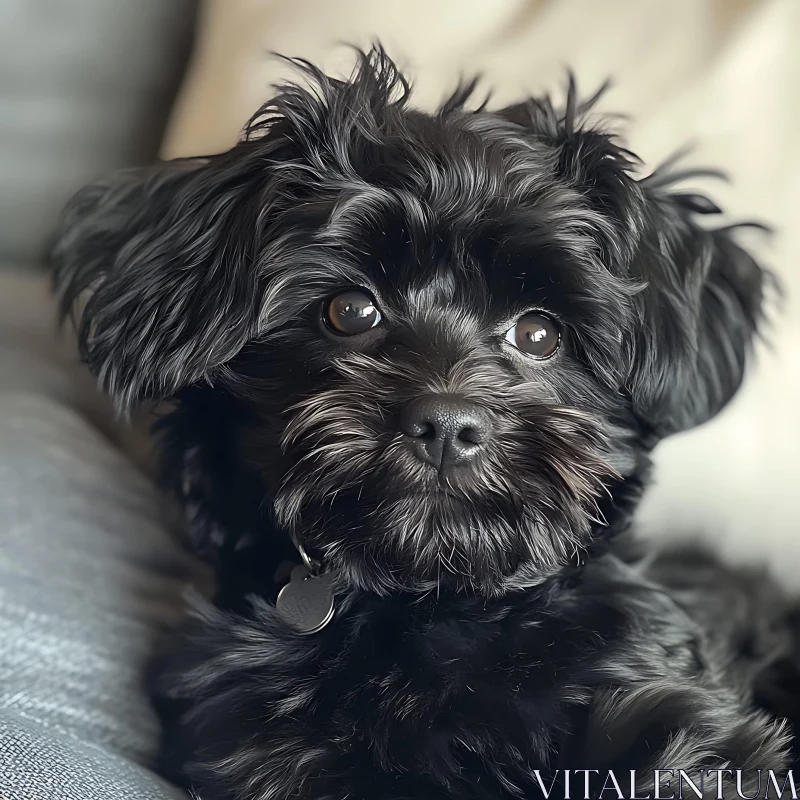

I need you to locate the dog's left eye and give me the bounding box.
[505,313,560,359]
[324,290,382,336]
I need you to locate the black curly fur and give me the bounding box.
[51,46,795,800]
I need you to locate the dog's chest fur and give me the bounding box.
[159,554,767,800]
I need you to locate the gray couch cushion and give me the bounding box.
[0,1,197,267]
[0,270,193,798]
[0,717,184,800]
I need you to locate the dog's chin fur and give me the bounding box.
[52,46,797,799]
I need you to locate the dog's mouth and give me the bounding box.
[269,421,618,594]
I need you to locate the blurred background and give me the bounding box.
[2,0,799,579]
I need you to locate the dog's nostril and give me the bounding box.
[418,422,437,441]
[458,427,480,446]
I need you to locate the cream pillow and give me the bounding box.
[162,0,800,584]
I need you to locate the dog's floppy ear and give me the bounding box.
[498,81,768,438]
[50,155,269,409]
[624,170,769,437]
[497,77,645,267]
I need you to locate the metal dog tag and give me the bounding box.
[276,565,335,635]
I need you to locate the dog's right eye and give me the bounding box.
[324,290,382,336]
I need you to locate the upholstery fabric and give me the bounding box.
[0,0,197,267]
[0,270,191,799]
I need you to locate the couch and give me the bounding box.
[1,2,798,798]
[0,3,199,798]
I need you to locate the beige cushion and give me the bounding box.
[162,0,800,583]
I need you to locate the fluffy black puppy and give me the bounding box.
[52,48,792,799]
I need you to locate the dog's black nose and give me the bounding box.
[401,395,491,471]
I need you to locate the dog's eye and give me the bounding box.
[324,290,382,336]
[505,313,560,359]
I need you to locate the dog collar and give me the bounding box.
[275,539,336,635]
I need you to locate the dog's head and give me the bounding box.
[52,48,768,595]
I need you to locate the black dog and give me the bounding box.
[52,47,796,799]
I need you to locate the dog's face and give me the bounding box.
[230,181,635,595]
[52,49,767,595]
